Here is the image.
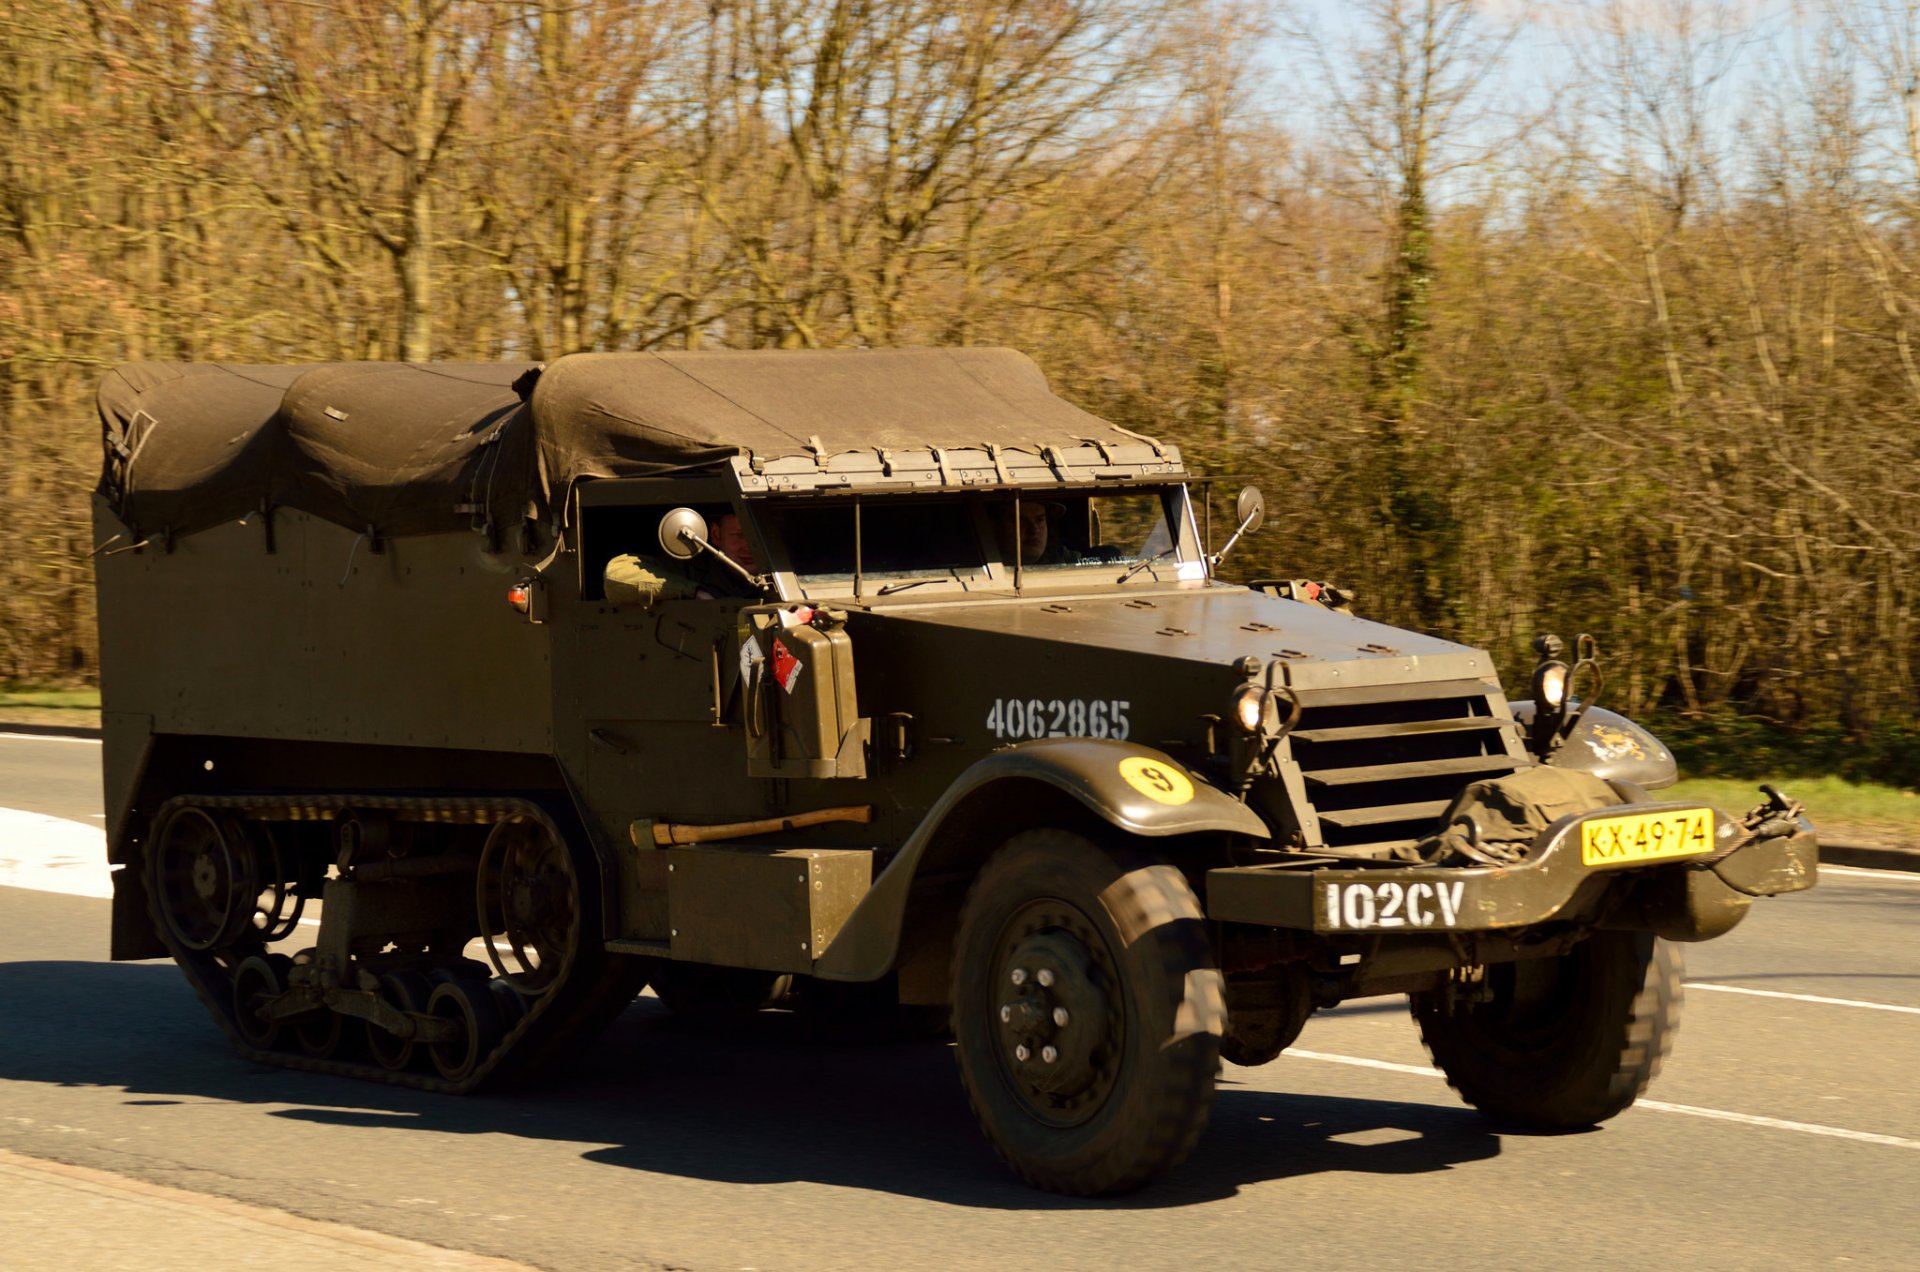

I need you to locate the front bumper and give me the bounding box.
[1205,803,1818,940]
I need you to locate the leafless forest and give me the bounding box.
[2,1,1914,774]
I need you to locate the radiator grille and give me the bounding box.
[1285,692,1521,856]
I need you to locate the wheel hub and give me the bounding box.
[993,920,1119,1121]
[190,852,221,902]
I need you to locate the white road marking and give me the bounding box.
[1288,1049,1437,1079]
[1286,1049,1920,1150]
[0,807,112,899]
[0,731,101,745]
[1823,865,1920,884]
[1634,1099,1920,1149]
[1686,983,1920,1016]
[0,807,323,930]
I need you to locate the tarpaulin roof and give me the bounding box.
[97,348,1168,539]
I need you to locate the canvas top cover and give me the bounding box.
[96,347,1181,540]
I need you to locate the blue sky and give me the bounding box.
[1251,2,1879,197]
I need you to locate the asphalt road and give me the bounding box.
[2,732,1917,1270]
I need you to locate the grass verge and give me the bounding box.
[1666,775,1917,847]
[0,684,103,729]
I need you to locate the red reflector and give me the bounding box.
[507,584,530,612]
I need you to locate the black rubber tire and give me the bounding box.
[1411,930,1682,1128]
[951,829,1224,1196]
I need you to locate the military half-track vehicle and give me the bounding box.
[93,349,1817,1195]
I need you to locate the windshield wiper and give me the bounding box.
[876,577,943,596]
[1118,548,1177,582]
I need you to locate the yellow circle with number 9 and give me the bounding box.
[1118,756,1195,806]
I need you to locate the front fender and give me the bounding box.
[1513,703,1679,791]
[813,739,1266,981]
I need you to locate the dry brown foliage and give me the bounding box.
[1,0,1913,747]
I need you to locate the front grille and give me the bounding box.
[1284,692,1522,856]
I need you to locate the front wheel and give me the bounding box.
[1411,930,1682,1128]
[951,829,1224,1196]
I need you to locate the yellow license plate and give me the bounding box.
[1581,808,1716,868]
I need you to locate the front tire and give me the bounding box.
[1411,930,1682,1128]
[951,829,1224,1196]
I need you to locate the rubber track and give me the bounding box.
[147,792,640,1096]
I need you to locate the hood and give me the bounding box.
[867,585,1498,694]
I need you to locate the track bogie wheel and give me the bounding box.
[366,972,434,1072]
[294,1004,346,1059]
[427,977,506,1082]
[488,978,531,1029]
[951,829,1225,1196]
[1410,930,1683,1128]
[232,954,287,1049]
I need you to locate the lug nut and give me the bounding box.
[1052,1007,1069,1027]
[1000,1005,1012,1023]
[1036,969,1055,988]
[1014,1043,1030,1062]
[1010,968,1028,986]
[1041,1045,1058,1064]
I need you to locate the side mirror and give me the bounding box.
[1235,485,1265,536]
[1209,484,1266,567]
[658,507,707,560]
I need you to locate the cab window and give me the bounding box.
[987,490,1177,572]
[766,499,985,581]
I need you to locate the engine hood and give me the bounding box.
[857,584,1498,692]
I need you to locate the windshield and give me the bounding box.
[762,486,1195,596]
[766,499,984,581]
[987,491,1174,573]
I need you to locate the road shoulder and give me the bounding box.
[0,1148,534,1272]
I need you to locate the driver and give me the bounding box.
[708,512,758,575]
[993,500,1078,566]
[604,508,760,605]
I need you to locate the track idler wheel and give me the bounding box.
[427,977,506,1082]
[476,816,580,996]
[152,808,258,952]
[232,954,289,1049]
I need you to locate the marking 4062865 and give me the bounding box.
[1323,879,1465,931]
[985,697,1130,741]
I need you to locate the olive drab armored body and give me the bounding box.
[92,349,1819,1195]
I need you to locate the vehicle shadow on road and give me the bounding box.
[0,960,1500,1209]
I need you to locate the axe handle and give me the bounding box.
[650,804,874,846]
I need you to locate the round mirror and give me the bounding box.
[657,507,706,560]
[1236,484,1266,535]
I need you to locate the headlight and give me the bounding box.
[1538,662,1570,709]
[1231,684,1268,733]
